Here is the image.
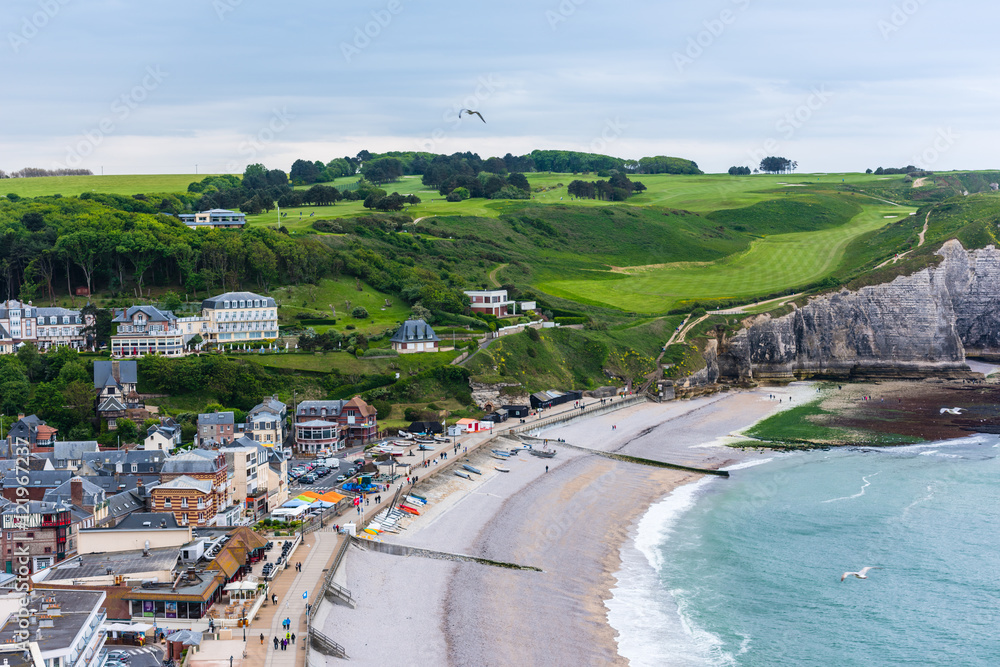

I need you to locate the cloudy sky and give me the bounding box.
[2,0,997,175]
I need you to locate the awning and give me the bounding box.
[104,622,152,632]
[281,499,309,508]
[224,581,258,592]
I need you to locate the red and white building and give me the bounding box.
[464,289,514,317]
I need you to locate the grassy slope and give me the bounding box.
[270,277,413,335]
[538,196,912,312]
[1,174,215,197]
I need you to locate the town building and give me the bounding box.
[293,397,379,453]
[0,300,88,351]
[93,360,145,430]
[78,513,190,554]
[42,477,108,529]
[0,588,107,667]
[464,289,514,317]
[244,395,286,447]
[390,319,441,353]
[5,414,58,454]
[0,499,76,572]
[149,477,217,527]
[177,208,246,229]
[110,306,190,357]
[196,411,235,447]
[219,438,269,520]
[199,292,279,346]
[265,448,289,510]
[52,441,99,471]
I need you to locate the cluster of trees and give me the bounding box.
[759,157,798,174]
[289,157,363,185]
[567,173,646,201]
[363,192,420,211]
[138,354,278,410]
[0,167,93,179]
[188,167,292,215]
[868,165,919,175]
[728,166,753,175]
[361,158,404,185]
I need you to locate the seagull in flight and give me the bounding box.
[841,566,881,582]
[459,109,486,123]
[940,407,965,415]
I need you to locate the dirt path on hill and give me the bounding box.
[487,263,507,287]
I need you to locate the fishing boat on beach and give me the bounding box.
[399,505,420,515]
[529,448,556,458]
[454,471,471,480]
[462,464,482,475]
[494,466,510,473]
[491,449,510,458]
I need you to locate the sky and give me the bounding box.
[2,0,998,175]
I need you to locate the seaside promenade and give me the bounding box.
[195,393,644,667]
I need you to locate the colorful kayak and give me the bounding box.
[399,505,421,515]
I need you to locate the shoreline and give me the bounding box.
[314,383,817,666]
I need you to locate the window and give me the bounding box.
[26,533,33,538]
[164,498,172,508]
[181,497,188,508]
[131,464,138,473]
[44,547,51,553]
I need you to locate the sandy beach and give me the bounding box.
[314,383,817,667]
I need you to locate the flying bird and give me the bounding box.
[841,567,881,582]
[459,109,486,123]
[939,407,965,415]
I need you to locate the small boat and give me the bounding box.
[530,449,556,459]
[462,464,482,475]
[399,505,420,515]
[491,454,509,461]
[507,449,521,456]
[363,527,380,535]
[418,444,434,451]
[397,431,414,439]
[408,492,428,503]
[454,471,471,480]
[491,449,510,458]
[434,436,449,442]
[494,466,510,473]
[415,438,436,444]
[405,495,427,505]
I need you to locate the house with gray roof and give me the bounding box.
[199,291,279,348]
[0,469,75,501]
[52,440,99,470]
[197,410,235,446]
[110,304,190,358]
[177,208,246,229]
[390,318,441,353]
[94,359,144,430]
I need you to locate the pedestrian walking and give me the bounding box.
[273,637,278,649]
[545,465,548,473]
[291,633,296,645]
[260,633,265,645]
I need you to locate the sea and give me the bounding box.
[607,434,1000,666]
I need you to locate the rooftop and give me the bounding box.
[41,547,180,581]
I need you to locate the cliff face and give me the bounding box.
[716,240,1000,380]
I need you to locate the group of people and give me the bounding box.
[269,632,296,650]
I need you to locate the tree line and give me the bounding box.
[0,167,93,179]
[567,173,647,200]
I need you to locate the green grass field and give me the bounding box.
[1,174,215,197]
[270,277,413,335]
[251,349,461,375]
[537,201,915,313]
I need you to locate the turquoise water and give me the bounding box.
[609,435,1000,666]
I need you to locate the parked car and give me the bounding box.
[301,473,317,484]
[107,652,130,663]
[352,459,365,467]
[336,475,346,483]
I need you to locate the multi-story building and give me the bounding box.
[197,411,235,446]
[266,448,289,510]
[0,588,108,667]
[5,414,58,454]
[93,360,145,430]
[220,437,270,519]
[199,291,279,346]
[463,289,514,317]
[177,208,246,229]
[390,319,441,353]
[0,299,88,351]
[0,499,76,572]
[110,305,190,357]
[245,395,287,447]
[149,476,217,527]
[294,397,378,454]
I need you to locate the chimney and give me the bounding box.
[70,477,83,508]
[17,414,24,421]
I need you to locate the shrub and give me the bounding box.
[525,327,540,342]
[352,306,370,319]
[553,316,588,325]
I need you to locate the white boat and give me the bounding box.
[494,466,510,473]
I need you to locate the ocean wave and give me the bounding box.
[822,471,880,503]
[635,477,717,572]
